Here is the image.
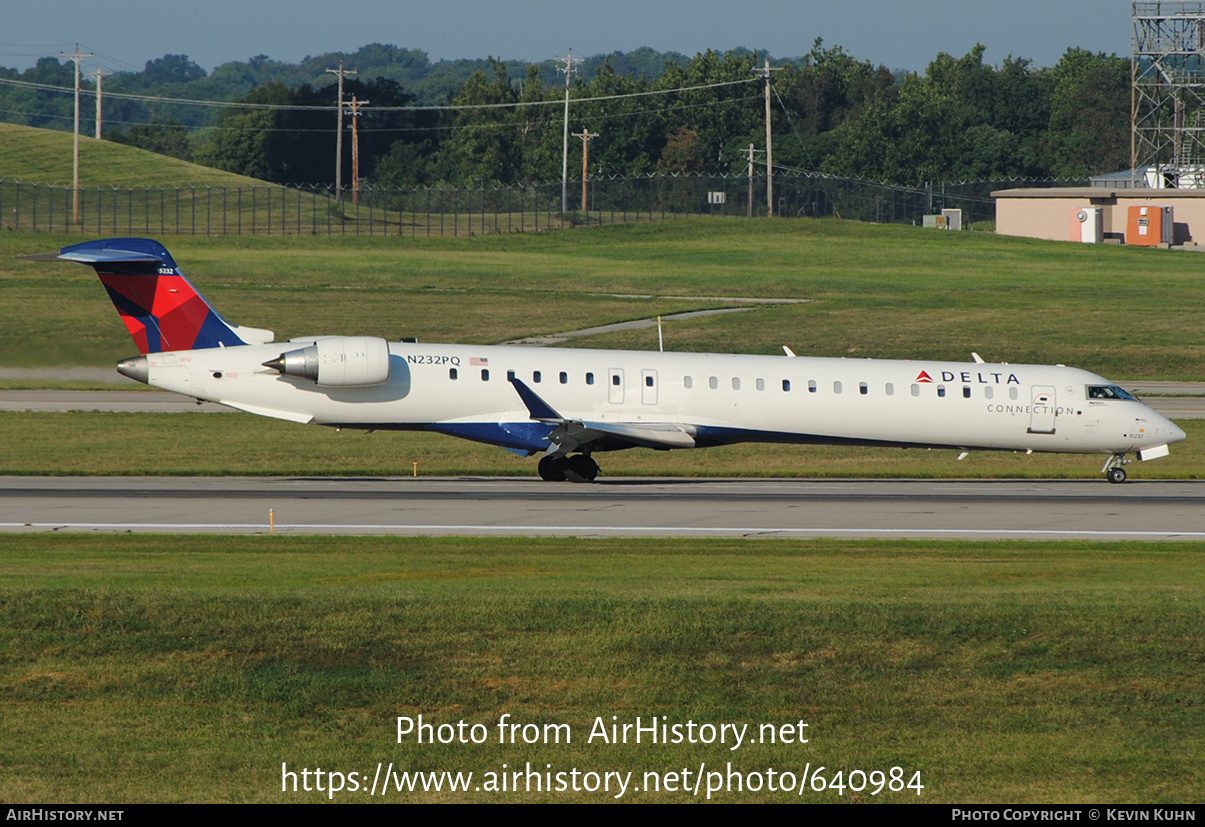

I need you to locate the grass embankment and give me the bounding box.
[0,123,557,236]
[2,535,1202,803]
[0,122,270,189]
[2,220,1204,379]
[0,123,352,236]
[0,412,1201,479]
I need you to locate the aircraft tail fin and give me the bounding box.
[52,238,273,354]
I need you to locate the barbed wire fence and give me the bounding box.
[0,173,1086,237]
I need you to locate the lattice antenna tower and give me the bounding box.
[1132,2,1205,187]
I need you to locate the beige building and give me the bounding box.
[992,187,1205,245]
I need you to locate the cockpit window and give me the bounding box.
[1087,385,1137,401]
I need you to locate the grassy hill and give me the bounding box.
[0,122,271,188]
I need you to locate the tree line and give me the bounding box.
[0,41,1129,187]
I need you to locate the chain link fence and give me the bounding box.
[0,173,1085,236]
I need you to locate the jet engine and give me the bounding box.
[263,336,391,387]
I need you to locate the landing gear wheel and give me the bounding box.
[1102,453,1130,484]
[564,454,600,483]
[538,455,567,482]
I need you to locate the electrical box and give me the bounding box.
[1126,205,1173,246]
[1070,206,1103,243]
[941,208,962,231]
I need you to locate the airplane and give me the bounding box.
[31,237,1187,484]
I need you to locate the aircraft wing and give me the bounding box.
[509,376,696,453]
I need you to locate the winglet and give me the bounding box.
[509,376,564,422]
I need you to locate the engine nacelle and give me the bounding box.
[263,336,391,387]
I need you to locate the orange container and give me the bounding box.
[1126,205,1173,246]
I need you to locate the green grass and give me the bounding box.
[0,411,1200,479]
[0,122,275,189]
[3,221,1205,378]
[2,535,1202,803]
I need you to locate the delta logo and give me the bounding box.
[915,370,934,383]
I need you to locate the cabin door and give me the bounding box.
[1027,385,1057,434]
[641,369,658,405]
[608,368,625,404]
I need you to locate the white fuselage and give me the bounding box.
[138,341,1186,457]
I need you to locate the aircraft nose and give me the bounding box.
[1167,420,1187,445]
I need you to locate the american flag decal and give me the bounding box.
[470,356,488,366]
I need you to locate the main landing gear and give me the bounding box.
[538,454,600,483]
[1102,453,1129,484]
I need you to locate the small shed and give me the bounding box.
[992,187,1205,245]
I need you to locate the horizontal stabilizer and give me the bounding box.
[57,249,164,265]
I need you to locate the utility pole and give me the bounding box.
[573,128,599,212]
[325,62,357,204]
[554,49,583,215]
[754,57,781,217]
[747,143,756,218]
[60,45,93,224]
[346,96,369,206]
[87,66,113,140]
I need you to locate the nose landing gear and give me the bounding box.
[1102,453,1129,484]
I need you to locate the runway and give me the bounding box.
[3,476,1203,540]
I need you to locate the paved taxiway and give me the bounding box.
[3,477,1203,539]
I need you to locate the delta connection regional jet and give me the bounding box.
[33,238,1185,483]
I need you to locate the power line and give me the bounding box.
[0,74,756,113]
[0,92,763,137]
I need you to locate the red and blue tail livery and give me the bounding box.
[55,238,272,354]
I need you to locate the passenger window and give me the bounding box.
[885,383,894,396]
[984,386,993,400]
[808,380,817,393]
[612,374,621,386]
[559,371,568,384]
[507,370,515,381]
[963,386,971,398]
[645,375,654,387]
[709,376,718,390]
[684,376,693,389]
[782,379,791,392]
[756,378,765,391]
[449,368,458,380]
[586,372,594,385]
[533,370,541,383]
[732,377,741,390]
[481,369,489,381]
[833,381,843,394]
[859,382,868,395]
[1009,387,1019,401]
[911,384,920,397]
[938,385,946,398]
